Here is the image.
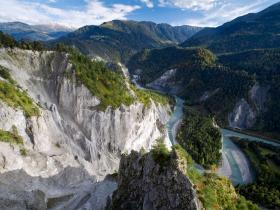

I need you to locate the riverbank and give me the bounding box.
[132,79,266,186]
[225,127,280,145]
[218,133,254,186]
[223,128,280,147]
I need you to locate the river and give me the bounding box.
[166,96,280,185]
[166,96,184,145]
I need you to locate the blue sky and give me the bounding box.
[0,0,278,28]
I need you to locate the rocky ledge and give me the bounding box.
[107,148,199,210]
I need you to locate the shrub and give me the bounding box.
[151,138,170,165]
[0,127,23,145]
[20,148,27,156]
[0,80,40,117]
[0,65,15,84]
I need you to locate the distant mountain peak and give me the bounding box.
[0,22,72,41]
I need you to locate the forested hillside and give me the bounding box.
[181,3,280,53]
[128,47,255,124]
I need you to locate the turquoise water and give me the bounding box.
[166,96,184,145]
[165,96,280,185]
[220,129,280,185]
[220,132,254,185]
[222,129,280,147]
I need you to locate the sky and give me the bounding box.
[0,0,279,28]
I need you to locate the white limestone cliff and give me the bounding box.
[228,83,269,129]
[0,48,171,209]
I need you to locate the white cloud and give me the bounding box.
[140,0,154,8]
[158,0,221,11]
[0,0,140,28]
[175,0,277,27]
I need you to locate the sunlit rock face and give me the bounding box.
[0,48,170,209]
[228,83,269,129]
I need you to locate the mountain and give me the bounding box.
[52,20,202,62]
[181,2,280,53]
[0,21,73,41]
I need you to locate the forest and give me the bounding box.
[176,108,221,168]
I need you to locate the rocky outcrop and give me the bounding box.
[147,69,181,94]
[0,48,171,209]
[249,83,269,112]
[108,150,198,210]
[228,99,256,129]
[228,83,269,129]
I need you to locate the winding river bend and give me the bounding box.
[166,96,184,145]
[166,96,280,185]
[132,74,279,186]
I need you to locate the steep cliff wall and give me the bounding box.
[0,48,171,209]
[228,83,269,129]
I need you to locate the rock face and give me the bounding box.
[228,99,256,129]
[228,83,269,129]
[108,151,198,210]
[147,69,180,94]
[0,48,171,209]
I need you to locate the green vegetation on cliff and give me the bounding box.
[130,85,170,106]
[233,140,280,209]
[177,108,221,168]
[0,126,23,145]
[151,138,171,166]
[173,145,259,210]
[59,46,171,110]
[0,66,40,117]
[68,48,135,110]
[0,65,15,84]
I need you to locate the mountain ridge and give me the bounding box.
[181,2,280,53]
[52,20,202,62]
[0,21,73,41]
